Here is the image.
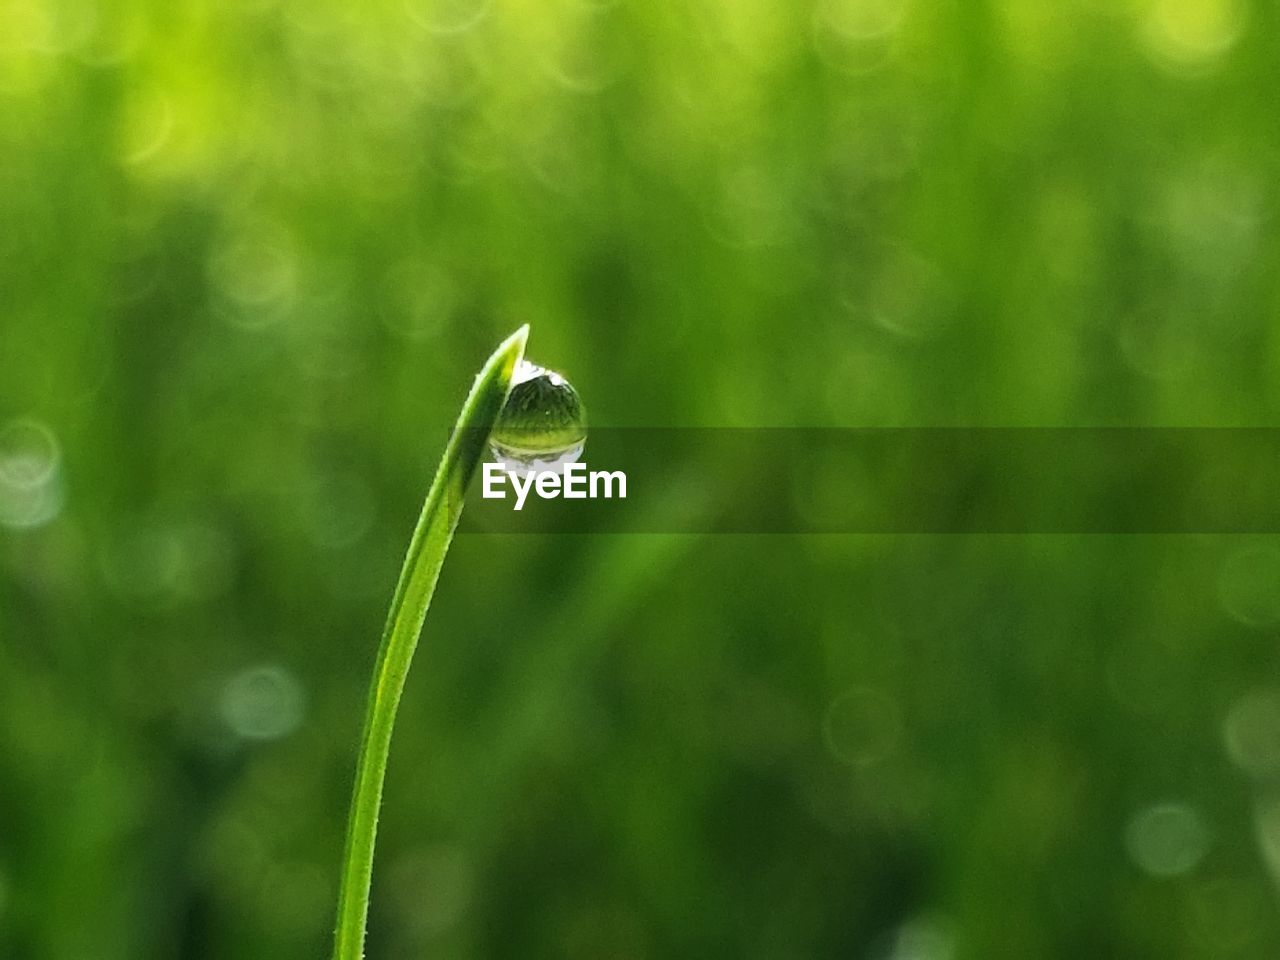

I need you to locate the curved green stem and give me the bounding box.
[332,325,529,960]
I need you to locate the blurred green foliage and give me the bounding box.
[3,0,1280,957]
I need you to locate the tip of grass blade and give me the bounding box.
[505,323,530,361]
[486,324,529,390]
[469,326,529,397]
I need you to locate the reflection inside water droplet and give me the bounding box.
[490,360,587,475]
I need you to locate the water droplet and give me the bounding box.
[0,418,64,530]
[542,21,629,95]
[120,93,173,167]
[1254,799,1280,881]
[1125,802,1211,877]
[490,360,587,474]
[0,419,59,489]
[880,915,955,960]
[812,0,905,76]
[208,217,299,329]
[823,686,902,767]
[1223,688,1280,778]
[219,664,306,741]
[404,0,491,36]
[845,246,954,340]
[1139,0,1248,71]
[817,0,910,40]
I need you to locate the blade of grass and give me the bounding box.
[332,325,529,960]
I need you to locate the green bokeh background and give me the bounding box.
[4,0,1280,956]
